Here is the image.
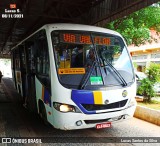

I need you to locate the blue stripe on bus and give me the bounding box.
[43,88,51,107]
[71,90,96,114]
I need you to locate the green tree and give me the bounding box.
[146,63,160,83]
[138,63,160,102]
[106,3,160,46]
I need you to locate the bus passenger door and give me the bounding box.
[34,30,51,123]
[24,41,38,113]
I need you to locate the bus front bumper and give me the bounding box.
[51,105,136,130]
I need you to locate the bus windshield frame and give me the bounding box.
[51,30,134,90]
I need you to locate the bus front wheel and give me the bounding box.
[39,102,48,125]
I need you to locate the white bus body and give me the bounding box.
[11,23,137,130]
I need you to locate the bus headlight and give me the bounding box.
[53,102,81,113]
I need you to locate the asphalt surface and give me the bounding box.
[0,77,160,146]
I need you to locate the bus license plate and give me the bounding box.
[96,122,111,129]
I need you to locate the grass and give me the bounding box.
[137,98,160,110]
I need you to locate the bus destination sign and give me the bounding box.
[60,33,114,45]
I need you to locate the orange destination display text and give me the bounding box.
[62,33,111,45]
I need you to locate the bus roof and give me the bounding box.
[46,23,121,37]
[12,23,122,50]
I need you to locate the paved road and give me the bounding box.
[0,77,160,146]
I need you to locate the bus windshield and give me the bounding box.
[51,30,134,90]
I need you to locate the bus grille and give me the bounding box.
[82,99,128,111]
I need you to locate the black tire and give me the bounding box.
[39,104,49,125]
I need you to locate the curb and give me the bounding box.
[134,105,160,126]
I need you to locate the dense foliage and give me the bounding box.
[138,63,160,102]
[106,3,160,46]
[146,63,160,83]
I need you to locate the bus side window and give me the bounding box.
[35,30,51,92]
[25,41,35,73]
[19,45,26,72]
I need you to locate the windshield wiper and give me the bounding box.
[79,34,106,89]
[90,34,105,85]
[79,61,96,89]
[103,59,128,87]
